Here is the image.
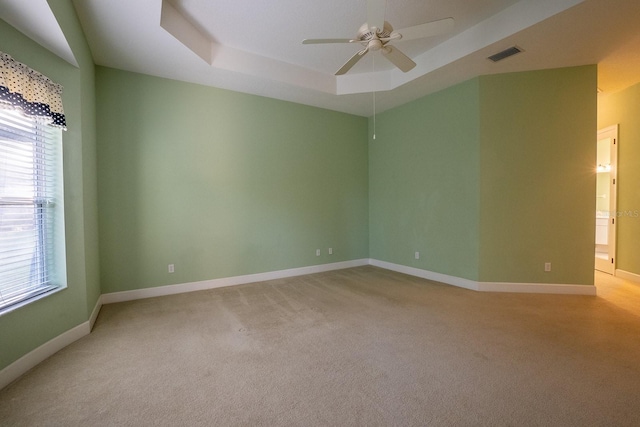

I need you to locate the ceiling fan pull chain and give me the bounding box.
[373,54,376,140]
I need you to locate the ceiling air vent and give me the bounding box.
[488,46,522,62]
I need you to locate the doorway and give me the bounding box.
[595,125,618,274]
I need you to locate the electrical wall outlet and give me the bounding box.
[168,264,175,273]
[328,248,333,255]
[415,252,420,260]
[544,262,551,272]
[316,249,321,256]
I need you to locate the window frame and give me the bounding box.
[0,109,65,315]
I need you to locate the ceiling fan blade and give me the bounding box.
[394,17,454,41]
[381,46,416,72]
[336,49,369,75]
[302,38,357,44]
[366,0,386,31]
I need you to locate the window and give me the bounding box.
[0,109,64,313]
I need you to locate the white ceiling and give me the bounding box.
[3,0,640,116]
[0,0,77,66]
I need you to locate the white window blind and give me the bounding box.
[0,109,60,311]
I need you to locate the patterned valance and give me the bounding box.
[0,52,66,129]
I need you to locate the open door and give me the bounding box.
[595,125,618,274]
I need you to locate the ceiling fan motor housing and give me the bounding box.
[358,21,393,42]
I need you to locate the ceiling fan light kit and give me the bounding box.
[302,0,454,75]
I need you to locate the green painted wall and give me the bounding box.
[369,79,481,280]
[369,66,596,286]
[480,66,597,285]
[478,66,597,285]
[0,0,99,371]
[598,83,640,276]
[96,67,369,293]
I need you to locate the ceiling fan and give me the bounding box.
[302,0,454,75]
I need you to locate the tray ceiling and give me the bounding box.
[3,0,640,116]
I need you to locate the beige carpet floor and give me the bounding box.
[1,266,640,426]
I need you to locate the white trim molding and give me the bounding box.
[0,321,90,390]
[89,296,103,330]
[369,259,596,295]
[370,259,479,290]
[615,269,640,284]
[101,259,370,304]
[477,281,596,295]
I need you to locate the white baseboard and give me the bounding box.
[102,258,595,307]
[369,259,596,295]
[615,269,640,284]
[0,321,90,391]
[101,259,370,304]
[369,259,479,290]
[478,281,596,295]
[89,296,103,330]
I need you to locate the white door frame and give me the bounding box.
[595,125,618,274]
